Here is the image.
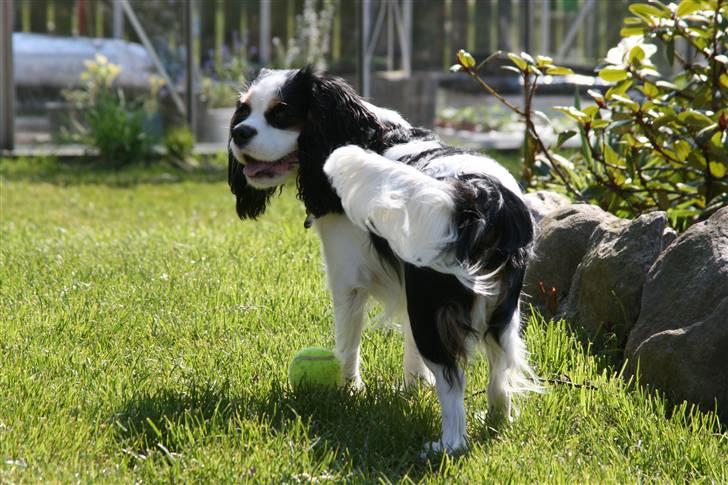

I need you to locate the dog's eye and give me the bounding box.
[231,103,251,126]
[266,104,293,128]
[237,103,251,117]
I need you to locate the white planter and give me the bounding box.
[198,106,234,143]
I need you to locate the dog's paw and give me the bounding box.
[419,437,469,459]
[346,375,365,391]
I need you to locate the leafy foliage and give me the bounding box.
[163,125,196,163]
[453,0,728,230]
[63,54,160,165]
[271,0,336,70]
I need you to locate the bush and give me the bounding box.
[453,0,727,230]
[163,126,195,162]
[63,54,160,165]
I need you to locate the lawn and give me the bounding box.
[1,157,726,483]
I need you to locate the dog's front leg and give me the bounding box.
[332,287,368,388]
[315,214,372,388]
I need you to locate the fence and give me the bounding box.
[2,0,638,150]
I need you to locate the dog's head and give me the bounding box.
[228,67,386,219]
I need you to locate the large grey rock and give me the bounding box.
[564,212,668,342]
[626,207,728,416]
[524,190,571,224]
[524,204,616,311]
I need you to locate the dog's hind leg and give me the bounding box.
[404,264,474,454]
[483,305,542,422]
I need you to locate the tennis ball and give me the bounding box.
[288,347,344,392]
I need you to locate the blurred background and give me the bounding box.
[0,0,637,154]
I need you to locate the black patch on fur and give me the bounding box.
[379,125,438,151]
[449,174,534,340]
[227,148,276,219]
[398,146,465,167]
[369,232,402,281]
[405,264,475,385]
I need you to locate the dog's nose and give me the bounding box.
[231,124,257,147]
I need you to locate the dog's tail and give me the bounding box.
[323,145,533,300]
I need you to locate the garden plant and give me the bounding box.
[453,0,727,230]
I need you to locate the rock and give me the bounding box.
[523,190,571,224]
[625,207,728,417]
[524,204,616,312]
[662,227,678,248]
[563,211,668,343]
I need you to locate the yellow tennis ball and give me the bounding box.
[288,347,344,392]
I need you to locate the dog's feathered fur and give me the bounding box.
[227,67,540,454]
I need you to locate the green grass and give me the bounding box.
[1,158,726,483]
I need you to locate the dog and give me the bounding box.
[227,67,540,454]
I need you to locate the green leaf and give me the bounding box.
[665,39,675,65]
[507,53,528,71]
[456,49,476,69]
[604,143,620,166]
[546,66,575,76]
[599,66,630,82]
[556,130,577,148]
[675,139,691,160]
[628,45,645,64]
[501,65,522,75]
[582,105,600,118]
[676,0,703,17]
[587,89,605,104]
[678,110,714,128]
[554,106,590,123]
[628,3,668,18]
[520,52,535,65]
[709,161,727,178]
[620,26,647,37]
[536,55,553,67]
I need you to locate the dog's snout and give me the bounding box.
[231,124,257,147]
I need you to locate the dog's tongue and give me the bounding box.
[243,158,291,177]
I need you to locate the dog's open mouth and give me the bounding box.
[243,152,298,179]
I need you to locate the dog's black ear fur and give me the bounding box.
[295,66,385,217]
[228,148,275,219]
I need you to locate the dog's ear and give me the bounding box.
[228,148,275,219]
[296,67,384,217]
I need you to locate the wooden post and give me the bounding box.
[215,0,224,73]
[21,0,30,32]
[112,0,123,38]
[443,0,452,70]
[520,0,532,53]
[185,0,198,134]
[95,0,104,37]
[1,0,14,151]
[259,0,271,63]
[540,0,550,55]
[497,0,512,52]
[47,0,56,33]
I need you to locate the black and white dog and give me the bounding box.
[228,67,540,454]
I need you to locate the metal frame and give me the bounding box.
[118,0,186,116]
[359,0,412,99]
[555,0,597,61]
[0,0,14,151]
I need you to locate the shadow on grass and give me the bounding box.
[112,379,485,480]
[0,156,227,187]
